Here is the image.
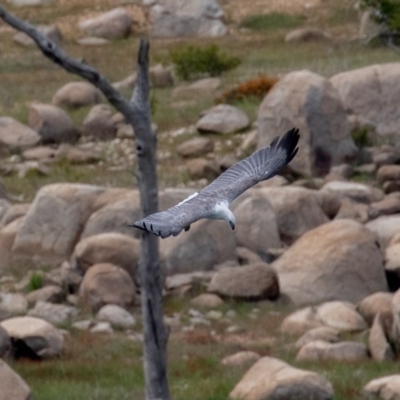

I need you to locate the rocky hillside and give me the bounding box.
[1,1,400,400]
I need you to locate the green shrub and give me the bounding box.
[28,272,43,292]
[361,0,400,31]
[351,127,370,147]
[240,12,303,31]
[170,44,240,80]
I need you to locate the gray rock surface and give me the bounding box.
[273,219,387,304]
[258,70,358,176]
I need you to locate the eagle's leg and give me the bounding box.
[185,225,191,232]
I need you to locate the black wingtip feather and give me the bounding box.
[279,127,300,164]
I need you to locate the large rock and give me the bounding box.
[71,232,140,278]
[254,187,329,245]
[79,263,136,312]
[285,28,331,42]
[281,307,325,335]
[96,304,135,329]
[232,193,280,257]
[208,262,279,300]
[78,8,132,39]
[196,104,249,134]
[28,103,80,144]
[12,184,105,266]
[273,219,387,304]
[176,137,214,158]
[357,292,393,326]
[364,375,400,400]
[230,356,333,400]
[0,117,40,155]
[0,359,31,400]
[331,63,400,138]
[321,180,384,204]
[52,81,102,109]
[295,326,340,349]
[147,0,227,37]
[221,351,261,367]
[369,313,394,361]
[27,301,77,326]
[80,190,141,239]
[316,301,367,332]
[160,219,236,275]
[82,104,116,141]
[296,340,368,362]
[1,316,63,359]
[25,285,65,306]
[258,70,358,176]
[366,215,400,249]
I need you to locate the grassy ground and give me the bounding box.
[2,1,400,399]
[9,298,400,400]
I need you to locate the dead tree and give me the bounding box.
[0,6,170,400]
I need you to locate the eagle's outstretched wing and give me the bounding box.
[132,128,300,238]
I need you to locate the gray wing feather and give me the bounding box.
[132,195,213,239]
[200,128,299,202]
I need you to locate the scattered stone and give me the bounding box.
[230,356,333,400]
[0,293,28,316]
[71,320,92,331]
[236,246,263,265]
[78,7,132,39]
[295,326,340,349]
[316,301,367,332]
[233,194,280,257]
[82,104,116,141]
[334,197,374,223]
[76,37,110,46]
[369,313,394,361]
[12,183,106,266]
[206,310,223,320]
[255,186,329,245]
[1,316,64,359]
[27,301,77,326]
[364,375,400,400]
[177,137,214,158]
[96,304,135,329]
[90,321,113,334]
[377,165,400,184]
[79,263,136,312]
[281,307,324,335]
[186,158,220,180]
[331,63,400,137]
[190,293,223,308]
[7,0,57,5]
[150,64,174,87]
[28,102,80,144]
[196,104,249,134]
[160,218,236,275]
[52,81,102,109]
[72,232,140,278]
[273,219,387,304]
[357,292,393,326]
[22,146,58,163]
[321,180,383,204]
[112,73,137,91]
[221,351,261,367]
[0,359,31,400]
[0,117,41,155]
[296,340,368,362]
[366,215,400,249]
[285,28,331,42]
[147,0,227,38]
[208,262,279,300]
[25,285,65,306]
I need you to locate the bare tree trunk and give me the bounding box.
[0,6,170,400]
